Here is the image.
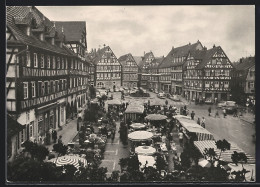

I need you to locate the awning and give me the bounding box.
[145,114,167,121]
[48,155,87,169]
[36,102,58,114]
[130,123,146,130]
[176,117,214,141]
[107,99,122,105]
[194,141,255,164]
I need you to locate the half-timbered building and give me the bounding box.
[6,6,89,155]
[88,46,122,89]
[55,21,89,118]
[118,53,139,88]
[183,45,234,102]
[159,41,203,95]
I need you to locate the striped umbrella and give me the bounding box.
[48,155,87,169]
[194,141,255,164]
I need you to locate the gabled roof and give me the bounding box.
[118,53,129,62]
[55,21,86,43]
[159,41,203,68]
[88,46,120,65]
[195,46,222,69]
[150,57,165,69]
[133,56,143,67]
[118,53,137,67]
[234,56,255,71]
[6,6,70,56]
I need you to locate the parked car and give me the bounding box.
[98,89,107,96]
[133,87,139,90]
[130,89,138,94]
[149,88,154,92]
[205,98,213,104]
[165,93,172,98]
[157,92,166,99]
[154,89,159,94]
[170,95,180,101]
[119,87,124,92]
[217,101,227,108]
[224,101,237,114]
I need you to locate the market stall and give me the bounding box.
[124,104,144,123]
[194,140,255,164]
[128,131,154,153]
[135,146,156,156]
[138,155,156,169]
[175,117,214,142]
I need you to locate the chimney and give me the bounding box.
[172,46,174,50]
[189,42,191,45]
[144,51,145,56]
[203,46,207,50]
[213,44,216,48]
[240,59,243,64]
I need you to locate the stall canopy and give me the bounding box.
[128,131,154,141]
[174,115,191,120]
[176,117,214,141]
[107,99,122,105]
[194,140,255,164]
[138,155,156,169]
[125,105,144,114]
[135,146,156,156]
[145,114,167,121]
[130,123,146,130]
[198,158,211,168]
[150,99,165,106]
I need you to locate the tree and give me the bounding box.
[203,148,217,165]
[154,153,167,171]
[7,155,62,181]
[215,139,230,159]
[231,151,249,181]
[22,140,49,161]
[53,142,68,163]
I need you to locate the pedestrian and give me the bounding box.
[111,128,115,142]
[52,130,57,143]
[178,130,184,147]
[223,108,226,118]
[215,110,219,118]
[208,107,211,116]
[191,111,195,120]
[197,117,201,125]
[233,107,238,117]
[165,100,168,105]
[201,117,205,128]
[58,135,62,144]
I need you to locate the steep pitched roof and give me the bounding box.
[118,53,129,62]
[159,41,203,68]
[6,6,70,56]
[88,46,120,65]
[133,56,143,67]
[55,21,86,43]
[195,46,222,69]
[150,57,165,69]
[234,57,255,71]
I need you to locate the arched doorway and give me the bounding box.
[97,82,104,88]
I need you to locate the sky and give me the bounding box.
[37,5,255,62]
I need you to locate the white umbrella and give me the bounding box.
[135,146,156,156]
[198,159,211,168]
[48,155,87,169]
[130,123,146,130]
[128,131,154,141]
